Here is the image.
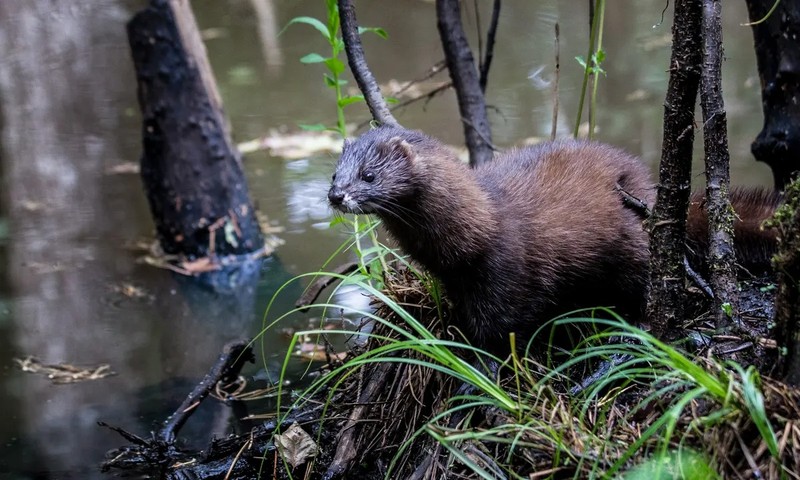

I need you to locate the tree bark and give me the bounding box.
[127,0,263,258]
[700,0,738,330]
[435,0,494,167]
[646,0,703,339]
[744,0,800,189]
[338,0,398,127]
[767,180,800,383]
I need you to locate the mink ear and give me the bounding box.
[383,136,416,163]
[342,138,353,152]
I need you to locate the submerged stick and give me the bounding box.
[159,340,254,443]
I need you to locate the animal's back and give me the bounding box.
[478,140,654,281]
[450,141,656,349]
[479,140,653,254]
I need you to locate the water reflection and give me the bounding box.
[0,0,775,477]
[249,0,284,74]
[0,1,298,477]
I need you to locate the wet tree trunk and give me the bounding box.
[646,0,703,339]
[700,0,738,330]
[768,181,800,384]
[338,0,397,127]
[744,0,800,190]
[127,0,263,259]
[435,0,494,167]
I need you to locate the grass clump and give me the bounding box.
[260,250,800,479]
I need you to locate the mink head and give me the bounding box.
[328,126,429,215]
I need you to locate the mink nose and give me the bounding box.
[328,187,345,206]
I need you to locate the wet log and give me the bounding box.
[127,0,264,258]
[744,0,800,190]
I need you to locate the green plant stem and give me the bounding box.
[573,0,602,137]
[588,0,605,139]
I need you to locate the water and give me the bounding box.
[0,1,772,478]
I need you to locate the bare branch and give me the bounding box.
[479,0,501,93]
[435,0,494,167]
[159,340,254,443]
[337,0,398,127]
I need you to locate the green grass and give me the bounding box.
[256,264,786,478]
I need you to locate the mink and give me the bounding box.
[328,125,778,354]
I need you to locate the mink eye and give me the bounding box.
[361,171,375,183]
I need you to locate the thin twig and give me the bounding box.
[391,60,447,97]
[159,340,254,443]
[615,182,650,218]
[356,81,453,131]
[551,22,560,140]
[684,257,714,298]
[479,0,501,93]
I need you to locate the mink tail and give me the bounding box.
[686,188,781,276]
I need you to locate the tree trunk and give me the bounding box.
[338,0,397,127]
[435,0,494,167]
[127,0,263,258]
[700,0,738,330]
[646,0,703,339]
[744,0,800,190]
[767,180,800,383]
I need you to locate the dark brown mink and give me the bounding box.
[328,125,778,355]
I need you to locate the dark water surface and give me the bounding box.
[0,1,772,478]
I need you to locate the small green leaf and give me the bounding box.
[324,57,345,75]
[300,53,327,64]
[323,74,347,87]
[325,0,338,19]
[595,48,606,64]
[385,96,399,104]
[298,123,327,132]
[329,216,346,227]
[287,16,331,41]
[338,95,364,108]
[575,55,587,69]
[721,302,733,317]
[358,26,388,39]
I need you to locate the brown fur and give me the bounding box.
[687,189,781,276]
[328,126,778,354]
